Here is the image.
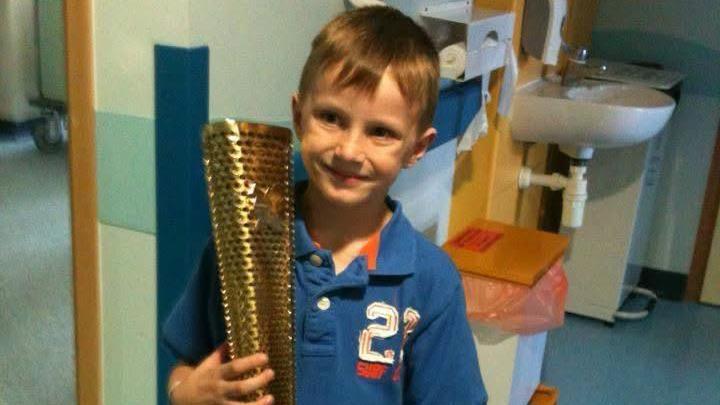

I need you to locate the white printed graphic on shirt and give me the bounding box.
[358,302,421,366]
[358,302,399,364]
[397,307,420,365]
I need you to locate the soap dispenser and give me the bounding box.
[521,0,567,65]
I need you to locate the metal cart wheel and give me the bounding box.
[32,110,66,153]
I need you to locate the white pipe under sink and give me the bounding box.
[519,164,588,228]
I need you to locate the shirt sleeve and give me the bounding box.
[403,283,488,405]
[161,240,224,365]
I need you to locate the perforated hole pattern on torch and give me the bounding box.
[203,120,295,404]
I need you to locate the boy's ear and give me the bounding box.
[291,92,303,138]
[404,127,436,168]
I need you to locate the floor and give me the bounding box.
[543,299,720,405]
[0,131,76,404]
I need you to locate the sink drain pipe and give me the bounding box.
[518,164,588,228]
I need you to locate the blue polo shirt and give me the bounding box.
[162,194,487,404]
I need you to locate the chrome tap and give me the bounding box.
[560,43,608,87]
[561,44,590,87]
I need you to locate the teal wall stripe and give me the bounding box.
[592,29,720,98]
[155,45,210,405]
[96,111,156,234]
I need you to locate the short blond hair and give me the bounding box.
[298,6,440,131]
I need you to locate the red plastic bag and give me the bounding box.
[462,260,568,335]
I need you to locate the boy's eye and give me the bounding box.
[318,111,340,126]
[369,126,396,139]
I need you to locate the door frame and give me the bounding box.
[65,1,100,403]
[686,121,720,301]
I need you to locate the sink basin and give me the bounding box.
[511,79,676,159]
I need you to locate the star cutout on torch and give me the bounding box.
[252,183,285,232]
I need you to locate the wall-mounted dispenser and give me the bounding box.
[347,1,516,83]
[521,0,567,65]
[416,2,515,153]
[419,3,515,81]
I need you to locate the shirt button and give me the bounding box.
[309,254,323,267]
[316,296,331,311]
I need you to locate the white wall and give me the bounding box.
[594,0,720,274]
[644,97,720,273]
[95,0,192,118]
[189,1,346,122]
[594,0,720,50]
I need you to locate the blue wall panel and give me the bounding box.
[432,77,483,149]
[155,45,210,404]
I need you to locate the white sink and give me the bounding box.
[511,79,676,159]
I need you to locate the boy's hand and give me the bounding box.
[170,343,275,405]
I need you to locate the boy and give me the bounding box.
[163,6,487,405]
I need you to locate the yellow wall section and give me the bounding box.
[448,0,597,236]
[701,216,720,305]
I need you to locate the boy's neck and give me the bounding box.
[301,183,391,253]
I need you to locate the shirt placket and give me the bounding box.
[297,249,369,354]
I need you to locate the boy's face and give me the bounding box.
[292,68,436,208]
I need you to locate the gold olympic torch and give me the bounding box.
[202,119,295,404]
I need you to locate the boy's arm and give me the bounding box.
[163,240,222,363]
[167,362,193,400]
[403,284,488,405]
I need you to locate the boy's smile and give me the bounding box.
[292,68,436,208]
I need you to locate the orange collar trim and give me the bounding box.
[311,230,381,271]
[358,230,380,271]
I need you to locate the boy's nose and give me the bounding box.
[334,131,366,163]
